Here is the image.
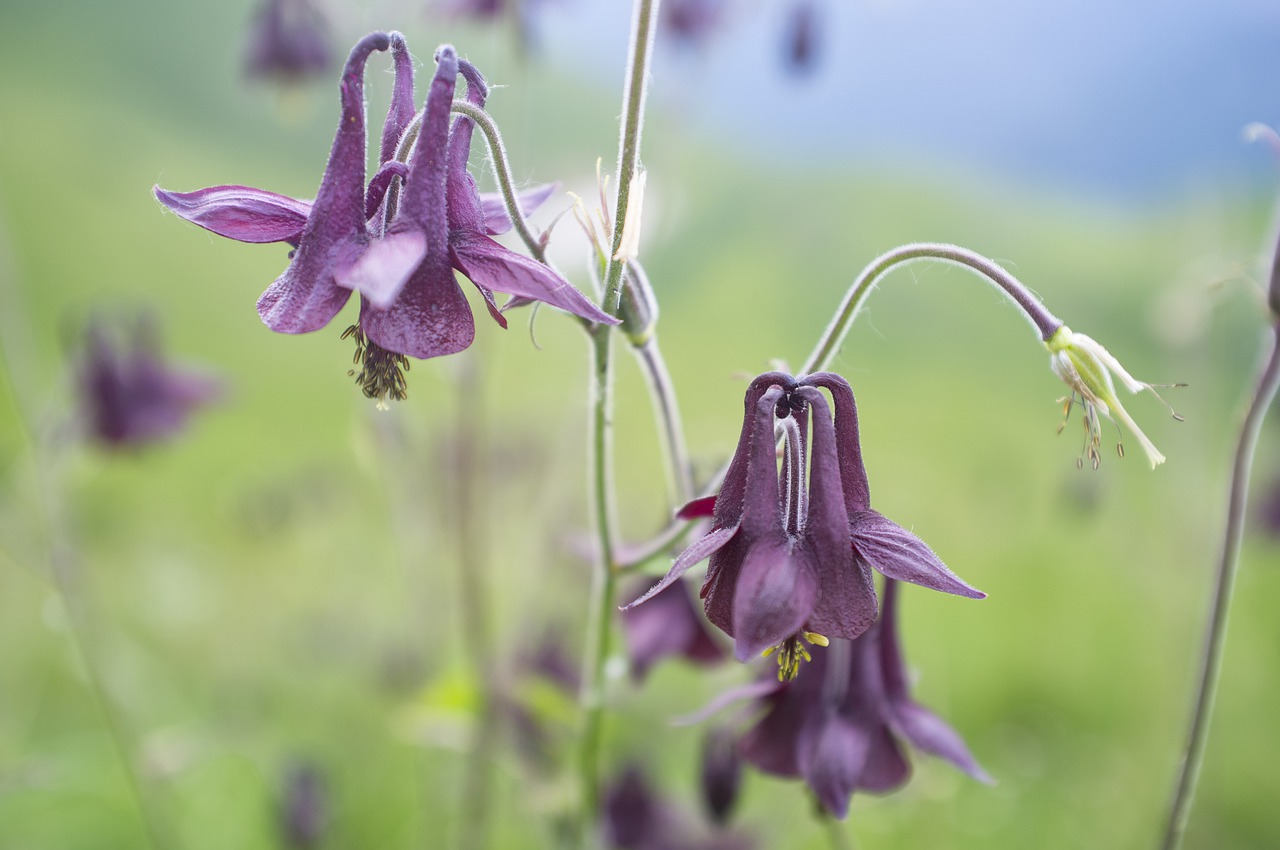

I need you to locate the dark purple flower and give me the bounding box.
[245,0,332,82]
[603,764,753,850]
[157,34,610,401]
[660,0,728,48]
[699,726,742,826]
[621,576,726,682]
[76,317,220,450]
[738,579,990,819]
[625,372,981,678]
[279,762,328,848]
[344,48,616,363]
[782,1,819,74]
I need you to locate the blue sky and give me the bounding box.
[538,0,1280,201]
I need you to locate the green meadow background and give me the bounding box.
[2,2,1279,848]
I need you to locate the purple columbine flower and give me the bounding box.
[244,0,332,83]
[621,576,726,682]
[155,34,605,402]
[625,371,982,679]
[738,579,990,819]
[343,48,616,364]
[76,317,221,450]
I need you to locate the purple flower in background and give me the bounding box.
[660,0,728,49]
[621,576,725,681]
[738,579,990,819]
[699,726,743,826]
[626,371,981,679]
[783,1,819,74]
[345,48,615,363]
[157,33,609,402]
[76,317,220,450]
[603,765,753,850]
[279,762,328,848]
[245,0,332,82]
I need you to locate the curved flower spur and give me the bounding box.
[624,371,983,680]
[154,33,614,403]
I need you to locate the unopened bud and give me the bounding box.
[619,261,659,346]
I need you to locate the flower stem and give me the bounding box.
[450,100,547,264]
[450,355,497,850]
[576,0,660,843]
[824,816,856,850]
[801,242,1063,375]
[1159,322,1280,849]
[635,336,695,505]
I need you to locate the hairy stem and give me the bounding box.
[801,242,1063,375]
[635,337,695,506]
[450,100,547,263]
[1160,322,1280,848]
[576,0,660,843]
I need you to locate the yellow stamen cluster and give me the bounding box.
[342,324,410,407]
[762,631,830,681]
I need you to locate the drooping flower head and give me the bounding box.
[75,316,221,450]
[737,579,990,819]
[1045,325,1183,469]
[155,33,613,403]
[625,371,981,680]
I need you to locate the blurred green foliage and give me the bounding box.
[2,2,1280,849]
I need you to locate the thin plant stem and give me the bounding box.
[450,100,547,264]
[49,543,172,850]
[1159,322,1280,849]
[0,216,170,849]
[824,816,855,850]
[451,355,497,850]
[801,242,1063,375]
[452,101,693,510]
[576,0,660,843]
[635,337,694,505]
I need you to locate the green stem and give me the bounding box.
[450,100,547,264]
[800,242,1063,375]
[824,816,855,850]
[1159,322,1280,848]
[635,337,694,506]
[0,219,169,849]
[452,355,497,850]
[576,0,661,843]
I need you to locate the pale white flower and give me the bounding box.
[1045,325,1182,469]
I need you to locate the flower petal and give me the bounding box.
[378,33,416,166]
[359,260,474,359]
[850,510,984,598]
[257,32,391,333]
[891,700,992,784]
[481,183,558,235]
[449,232,616,325]
[800,372,870,513]
[621,523,739,611]
[153,185,311,245]
[730,536,818,661]
[335,230,426,309]
[797,715,869,819]
[795,387,877,641]
[713,373,796,531]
